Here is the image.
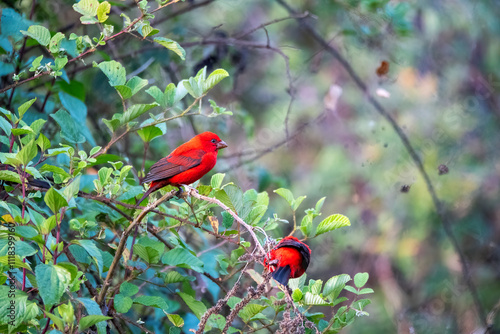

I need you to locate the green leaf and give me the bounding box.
[18,98,36,119]
[44,187,68,213]
[94,60,126,87]
[134,295,169,311]
[137,125,163,142]
[114,294,133,313]
[239,304,268,323]
[49,32,65,54]
[121,103,159,124]
[154,37,186,60]
[120,282,139,297]
[10,126,33,136]
[310,279,323,295]
[54,56,68,71]
[141,24,159,38]
[292,195,307,211]
[76,298,107,334]
[178,291,207,319]
[35,263,71,306]
[0,255,32,270]
[133,244,160,264]
[354,272,369,288]
[37,133,51,151]
[145,86,167,108]
[79,315,112,331]
[72,239,103,276]
[40,164,71,181]
[50,109,86,143]
[39,214,59,234]
[29,55,43,72]
[161,247,204,272]
[45,311,65,331]
[0,286,28,327]
[125,76,148,97]
[300,213,313,237]
[16,138,37,166]
[344,285,358,294]
[21,25,50,46]
[163,271,193,284]
[323,274,351,301]
[211,173,225,189]
[292,288,303,302]
[274,188,294,208]
[97,1,111,23]
[102,118,121,132]
[182,77,203,98]
[358,287,374,294]
[315,214,351,236]
[303,292,330,306]
[0,116,12,135]
[63,176,80,202]
[165,313,184,327]
[203,69,229,92]
[0,170,21,183]
[58,302,75,324]
[0,240,37,257]
[73,0,99,24]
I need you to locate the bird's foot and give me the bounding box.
[175,187,184,198]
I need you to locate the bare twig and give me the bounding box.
[197,282,241,334]
[187,187,266,256]
[222,273,271,333]
[234,12,310,39]
[96,190,177,305]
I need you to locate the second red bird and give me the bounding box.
[264,236,311,286]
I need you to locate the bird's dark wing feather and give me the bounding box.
[142,150,205,184]
[272,265,292,286]
[276,239,311,269]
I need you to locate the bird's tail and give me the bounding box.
[271,265,292,286]
[135,183,158,207]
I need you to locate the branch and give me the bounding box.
[186,187,266,256]
[96,190,177,305]
[222,273,271,334]
[197,282,241,334]
[90,96,204,159]
[0,0,183,95]
[274,0,487,326]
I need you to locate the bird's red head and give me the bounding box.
[264,236,311,286]
[193,131,228,153]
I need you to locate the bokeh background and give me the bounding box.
[2,0,500,332]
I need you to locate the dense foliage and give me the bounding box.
[1,0,499,333]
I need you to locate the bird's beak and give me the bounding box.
[216,140,228,150]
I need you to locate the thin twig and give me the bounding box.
[96,190,177,305]
[187,187,266,256]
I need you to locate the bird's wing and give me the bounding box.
[271,265,292,286]
[142,149,205,184]
[276,239,311,268]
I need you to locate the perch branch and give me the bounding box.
[186,187,266,256]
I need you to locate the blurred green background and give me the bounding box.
[2,0,499,332]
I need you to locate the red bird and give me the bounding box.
[264,236,311,286]
[137,132,227,204]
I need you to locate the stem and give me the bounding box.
[128,225,139,260]
[96,191,176,305]
[187,187,266,256]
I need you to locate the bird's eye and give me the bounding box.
[211,139,217,143]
